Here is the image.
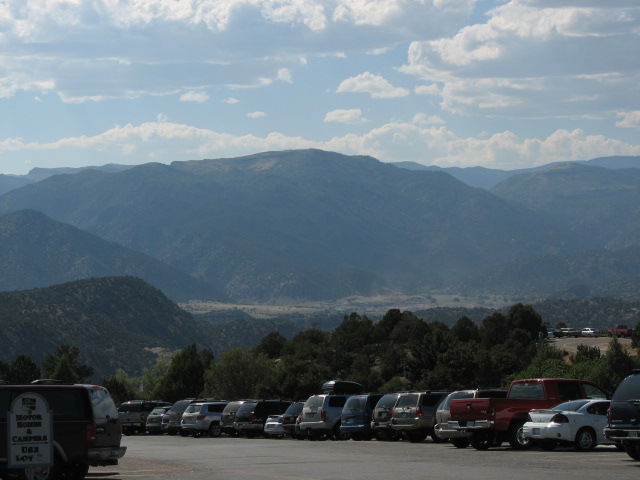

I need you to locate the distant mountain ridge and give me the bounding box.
[0,150,579,302]
[0,210,227,301]
[0,149,637,302]
[394,155,640,189]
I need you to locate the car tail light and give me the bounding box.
[607,407,612,424]
[87,424,96,442]
[197,415,206,420]
[321,409,327,422]
[251,414,258,422]
[551,413,569,423]
[416,407,424,418]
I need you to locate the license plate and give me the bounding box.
[400,412,408,418]
[306,413,315,419]
[630,431,638,438]
[532,428,540,435]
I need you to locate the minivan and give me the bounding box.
[390,391,450,442]
[233,400,291,437]
[339,393,383,440]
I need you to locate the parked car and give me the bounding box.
[194,401,229,437]
[233,400,291,437]
[264,415,287,438]
[523,399,614,451]
[581,328,599,337]
[166,398,196,435]
[0,382,126,480]
[118,399,171,435]
[390,391,450,442]
[605,370,640,460]
[560,327,580,338]
[546,328,562,338]
[180,403,202,437]
[339,393,383,440]
[300,394,354,440]
[281,401,304,438]
[145,406,171,434]
[434,388,508,448]
[370,392,404,441]
[221,400,252,436]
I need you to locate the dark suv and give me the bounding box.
[339,393,383,440]
[605,371,640,460]
[118,399,171,435]
[0,382,126,480]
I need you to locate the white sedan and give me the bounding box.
[522,399,615,451]
[263,415,287,438]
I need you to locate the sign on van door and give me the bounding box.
[7,393,53,469]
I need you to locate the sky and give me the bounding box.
[1,0,639,175]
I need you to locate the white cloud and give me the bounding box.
[415,84,441,96]
[222,97,239,104]
[3,120,639,172]
[179,91,210,103]
[324,108,368,124]
[617,111,640,129]
[400,1,640,119]
[0,0,475,100]
[337,72,409,98]
[247,111,267,118]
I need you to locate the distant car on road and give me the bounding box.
[581,327,599,337]
[560,327,580,338]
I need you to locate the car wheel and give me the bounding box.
[470,431,494,450]
[431,432,446,443]
[539,440,558,451]
[452,438,470,449]
[209,423,222,438]
[508,421,533,450]
[574,428,596,452]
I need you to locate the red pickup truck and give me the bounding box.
[447,378,609,450]
[607,325,633,337]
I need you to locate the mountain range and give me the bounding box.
[0,149,637,302]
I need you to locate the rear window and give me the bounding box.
[344,396,365,410]
[118,402,142,413]
[171,399,193,413]
[150,407,168,415]
[222,401,245,413]
[441,392,473,410]
[305,396,324,408]
[327,396,347,408]
[612,375,640,401]
[396,394,418,408]
[375,394,400,409]
[284,403,303,415]
[236,402,258,415]
[184,405,198,414]
[87,386,118,419]
[509,382,545,399]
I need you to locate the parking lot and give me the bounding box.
[88,434,639,480]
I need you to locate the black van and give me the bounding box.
[0,382,126,480]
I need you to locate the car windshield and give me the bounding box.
[552,400,589,412]
[150,407,167,415]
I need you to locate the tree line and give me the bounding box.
[3,304,640,406]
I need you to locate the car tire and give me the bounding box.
[508,421,533,450]
[209,423,222,438]
[470,431,493,450]
[574,428,597,451]
[431,432,446,443]
[452,438,470,449]
[624,442,640,460]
